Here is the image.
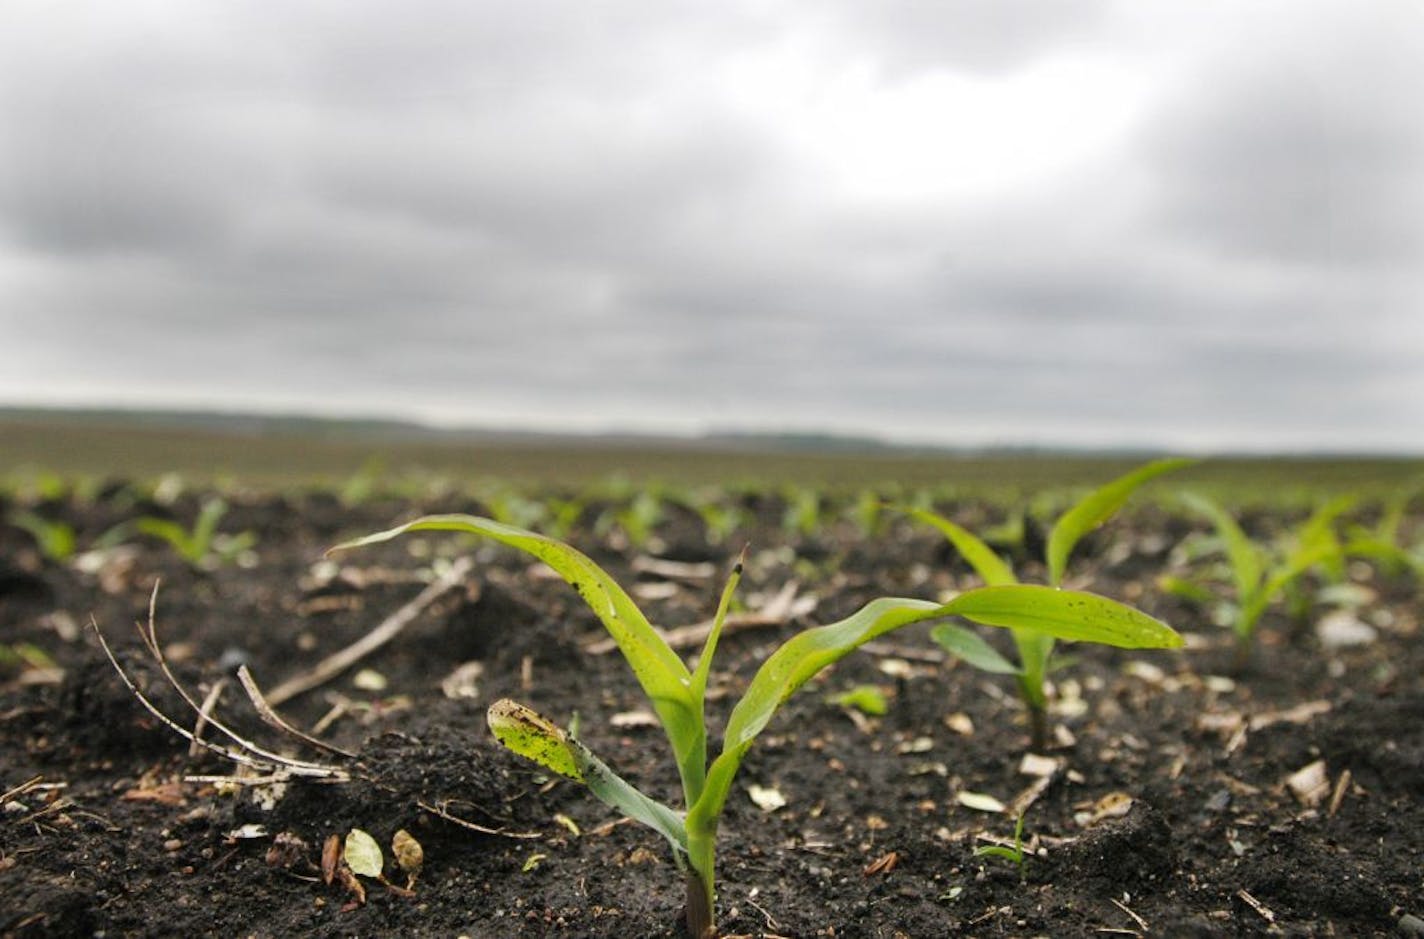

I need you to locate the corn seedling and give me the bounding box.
[9,510,78,563]
[780,485,823,538]
[1342,489,1422,579]
[1182,493,1350,669]
[904,458,1192,750]
[974,812,1028,874]
[133,497,257,570]
[330,514,1179,938]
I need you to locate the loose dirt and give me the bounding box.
[2,491,1420,937]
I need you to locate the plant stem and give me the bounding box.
[1026,701,1049,753]
[684,867,715,938]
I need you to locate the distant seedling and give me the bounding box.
[9,510,78,563]
[903,458,1192,751]
[331,514,1180,938]
[1181,493,1351,669]
[133,497,258,570]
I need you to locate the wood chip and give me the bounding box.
[1074,792,1133,827]
[863,851,898,875]
[1249,700,1331,731]
[629,556,716,582]
[1236,889,1276,926]
[943,713,975,736]
[1328,768,1352,818]
[1285,760,1330,808]
[956,791,1006,813]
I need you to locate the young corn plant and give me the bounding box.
[903,458,1192,751]
[331,514,1181,939]
[133,497,257,570]
[1341,489,1422,579]
[1181,493,1349,669]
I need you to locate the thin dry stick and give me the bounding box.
[416,799,542,840]
[133,586,336,775]
[90,616,294,775]
[236,666,357,759]
[189,677,228,758]
[1,774,44,807]
[1111,897,1149,932]
[266,556,475,706]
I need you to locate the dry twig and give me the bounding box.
[265,556,474,705]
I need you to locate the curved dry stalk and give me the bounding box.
[235,666,357,759]
[90,586,347,781]
[264,555,474,706]
[128,583,341,775]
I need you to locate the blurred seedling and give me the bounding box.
[780,485,823,538]
[901,458,1193,751]
[338,456,386,507]
[974,812,1029,875]
[1181,493,1351,670]
[331,514,1180,938]
[828,684,889,717]
[597,490,666,549]
[132,497,258,570]
[1341,488,1422,579]
[9,510,78,563]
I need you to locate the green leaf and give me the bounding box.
[690,550,745,702]
[941,585,1184,650]
[331,515,704,802]
[900,507,1017,586]
[930,624,1022,675]
[689,596,950,836]
[1047,458,1195,586]
[1289,496,1352,581]
[688,589,1179,838]
[828,684,890,716]
[343,828,385,878]
[487,699,583,781]
[487,699,688,857]
[1181,493,1263,603]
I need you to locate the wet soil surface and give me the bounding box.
[2,490,1421,937]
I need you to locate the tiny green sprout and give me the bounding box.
[780,485,822,538]
[904,458,1193,750]
[1341,489,1423,579]
[8,511,78,563]
[134,497,257,569]
[1182,493,1351,670]
[974,812,1028,873]
[331,514,1180,938]
[829,684,889,716]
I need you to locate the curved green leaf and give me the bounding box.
[1047,458,1194,586]
[900,507,1017,586]
[688,588,1179,838]
[942,584,1183,650]
[1181,493,1263,603]
[330,515,704,799]
[487,699,688,857]
[930,623,1022,675]
[487,698,583,781]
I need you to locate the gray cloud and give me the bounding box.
[0,2,1421,452]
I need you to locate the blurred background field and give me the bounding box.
[3,410,1419,504]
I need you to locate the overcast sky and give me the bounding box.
[2,2,1421,453]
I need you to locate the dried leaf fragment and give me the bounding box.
[956,791,1006,813]
[343,828,384,878]
[321,833,341,885]
[1285,760,1330,808]
[863,851,899,875]
[746,784,787,813]
[391,829,424,884]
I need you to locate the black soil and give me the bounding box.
[2,490,1421,937]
